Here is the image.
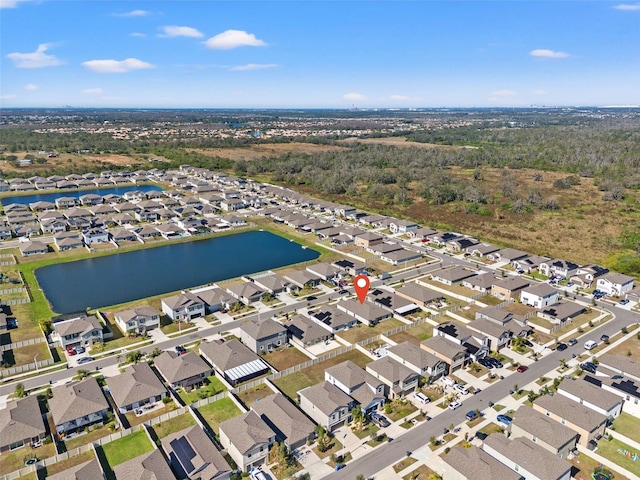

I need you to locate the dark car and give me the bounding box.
[175,345,187,355]
[497,414,512,425]
[523,339,534,348]
[77,356,94,364]
[465,410,479,421]
[478,358,493,369]
[620,298,630,305]
[516,365,529,373]
[338,289,348,295]
[556,343,568,351]
[306,296,317,301]
[601,334,610,342]
[567,338,578,346]
[581,362,598,374]
[475,431,488,440]
[487,357,503,368]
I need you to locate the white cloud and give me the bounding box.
[533,89,548,95]
[130,32,146,38]
[230,63,278,71]
[0,0,29,9]
[82,88,104,95]
[82,58,155,73]
[204,30,267,50]
[159,25,203,38]
[113,9,150,17]
[490,89,517,97]
[530,49,570,58]
[24,83,38,91]
[0,94,17,99]
[389,95,411,101]
[343,93,366,101]
[614,3,640,10]
[6,44,63,68]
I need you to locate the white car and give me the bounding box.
[415,392,430,404]
[442,376,456,387]
[584,340,597,350]
[448,401,462,410]
[454,384,469,395]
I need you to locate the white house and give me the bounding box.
[520,283,559,309]
[596,273,634,296]
[161,291,205,321]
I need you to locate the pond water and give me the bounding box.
[1,184,163,206]
[35,231,319,314]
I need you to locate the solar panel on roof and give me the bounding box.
[170,437,196,474]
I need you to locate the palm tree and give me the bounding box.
[559,358,567,369]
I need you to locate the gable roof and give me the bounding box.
[522,282,558,297]
[154,351,211,384]
[48,459,103,480]
[162,425,229,479]
[287,314,331,343]
[162,291,203,310]
[337,298,391,321]
[492,276,530,291]
[387,341,441,369]
[534,394,608,432]
[511,405,578,449]
[106,362,167,408]
[239,318,287,340]
[219,410,275,454]
[115,306,159,323]
[0,395,46,448]
[251,393,315,448]
[199,339,270,382]
[49,377,109,425]
[557,378,622,411]
[112,448,176,480]
[443,445,521,480]
[298,381,354,416]
[395,282,443,304]
[366,356,416,384]
[431,265,476,283]
[325,360,380,390]
[53,315,102,338]
[421,335,466,359]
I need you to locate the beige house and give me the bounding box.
[298,381,355,432]
[219,411,276,472]
[420,336,467,372]
[442,445,521,480]
[491,276,530,300]
[509,406,579,459]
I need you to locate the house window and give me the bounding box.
[9,440,24,450]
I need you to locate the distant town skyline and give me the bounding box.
[1,1,639,108]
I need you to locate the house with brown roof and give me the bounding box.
[162,426,230,480]
[430,265,476,286]
[219,411,276,473]
[491,276,530,300]
[435,321,490,361]
[461,273,499,293]
[286,314,332,348]
[106,362,167,413]
[195,286,239,313]
[520,283,560,309]
[298,381,355,432]
[114,306,160,335]
[112,448,176,480]
[509,406,578,458]
[239,318,288,353]
[420,336,468,372]
[325,361,386,413]
[251,272,293,294]
[251,393,316,450]
[51,315,103,349]
[47,458,104,480]
[370,287,420,316]
[442,445,521,480]
[538,301,585,325]
[395,282,444,307]
[482,434,572,480]
[0,395,46,454]
[557,378,623,418]
[199,339,271,386]
[336,298,393,326]
[227,282,266,305]
[386,341,447,382]
[161,291,205,321]
[154,351,212,391]
[332,258,368,276]
[49,377,110,435]
[366,356,420,399]
[533,394,608,448]
[306,262,341,281]
[354,231,384,249]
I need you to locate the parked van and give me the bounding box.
[584,340,597,350]
[442,376,456,387]
[415,392,430,404]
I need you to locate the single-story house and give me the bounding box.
[394,282,444,308]
[332,258,368,276]
[19,240,49,257]
[430,266,476,286]
[538,301,585,324]
[336,299,393,326]
[0,395,46,455]
[461,273,498,293]
[47,459,103,480]
[311,305,358,332]
[306,262,341,281]
[380,248,423,266]
[106,362,167,413]
[287,314,333,348]
[154,351,212,391]
[442,445,522,480]
[199,339,271,386]
[227,282,266,305]
[49,377,110,435]
[112,449,176,480]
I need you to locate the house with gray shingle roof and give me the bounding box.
[420,336,468,373]
[219,410,276,473]
[114,306,160,335]
[557,379,623,418]
[0,395,46,454]
[311,305,358,332]
[106,362,167,413]
[195,286,238,313]
[286,314,332,348]
[19,240,49,257]
[443,445,521,480]
[48,458,104,480]
[325,360,386,413]
[430,265,476,285]
[199,339,271,386]
[239,318,288,354]
[162,426,230,480]
[49,377,110,435]
[482,434,572,480]
[395,282,444,307]
[112,448,176,480]
[336,298,393,326]
[227,282,266,305]
[366,356,420,399]
[509,406,578,458]
[251,393,316,450]
[386,341,447,382]
[51,315,103,349]
[306,262,341,281]
[251,272,292,294]
[298,381,355,432]
[154,351,212,391]
[161,291,205,321]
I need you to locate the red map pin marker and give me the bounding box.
[354,274,370,304]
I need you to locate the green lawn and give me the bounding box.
[612,412,640,444]
[101,430,153,467]
[596,437,640,477]
[151,413,197,439]
[196,397,242,434]
[388,322,433,346]
[177,375,227,405]
[386,400,418,422]
[261,347,310,371]
[352,422,379,440]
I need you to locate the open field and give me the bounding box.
[336,318,405,344]
[607,335,640,358]
[340,136,476,150]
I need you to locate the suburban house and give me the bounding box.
[407,227,437,240]
[468,308,522,352]
[557,379,623,418]
[114,306,161,335]
[239,318,288,353]
[251,393,316,450]
[538,301,586,325]
[311,305,358,332]
[370,288,420,316]
[251,273,292,294]
[461,273,499,293]
[196,286,238,313]
[161,291,205,321]
[81,228,110,245]
[336,299,393,326]
[442,445,521,480]
[482,435,572,480]
[380,248,423,266]
[49,377,110,436]
[533,394,608,449]
[366,356,420,399]
[53,232,83,251]
[395,282,444,308]
[520,283,560,309]
[227,282,266,305]
[420,336,468,372]
[445,236,479,253]
[509,406,579,458]
[0,395,47,455]
[112,449,176,480]
[19,240,49,257]
[389,219,418,234]
[199,339,271,386]
[47,459,103,480]
[354,232,384,249]
[428,232,462,246]
[106,362,167,413]
[368,242,403,256]
[466,242,500,258]
[569,265,609,289]
[493,248,529,263]
[154,351,212,391]
[286,314,333,348]
[511,255,550,273]
[284,270,322,290]
[539,259,580,279]
[306,262,341,281]
[51,315,104,349]
[298,381,355,432]
[596,272,635,296]
[583,369,640,418]
[325,361,386,414]
[332,258,368,276]
[219,411,276,473]
[430,266,476,286]
[162,426,231,480]
[491,276,530,300]
[435,321,490,362]
[386,341,447,382]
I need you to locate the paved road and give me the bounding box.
[326,303,636,480]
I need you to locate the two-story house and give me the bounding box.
[596,272,635,296]
[366,356,420,399]
[114,306,161,335]
[557,379,623,419]
[325,361,386,414]
[49,377,110,436]
[52,315,103,350]
[161,291,205,321]
[420,336,468,373]
[219,411,276,473]
[386,341,447,383]
[298,381,355,432]
[520,283,560,309]
[539,259,580,279]
[509,406,578,458]
[154,351,212,391]
[239,318,288,354]
[106,362,167,413]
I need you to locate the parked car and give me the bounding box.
[523,339,534,348]
[338,289,348,295]
[620,298,630,305]
[370,413,390,428]
[581,362,598,374]
[567,338,578,346]
[497,414,512,425]
[306,296,317,301]
[465,410,479,421]
[600,334,610,342]
[478,358,493,369]
[74,346,86,354]
[584,340,598,350]
[516,365,529,373]
[448,401,462,410]
[442,376,456,387]
[77,356,94,364]
[556,343,568,351]
[487,357,503,369]
[414,392,430,404]
[475,431,488,440]
[454,384,469,395]
[67,348,77,356]
[516,269,525,274]
[175,345,187,355]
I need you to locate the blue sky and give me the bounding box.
[1,1,639,108]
